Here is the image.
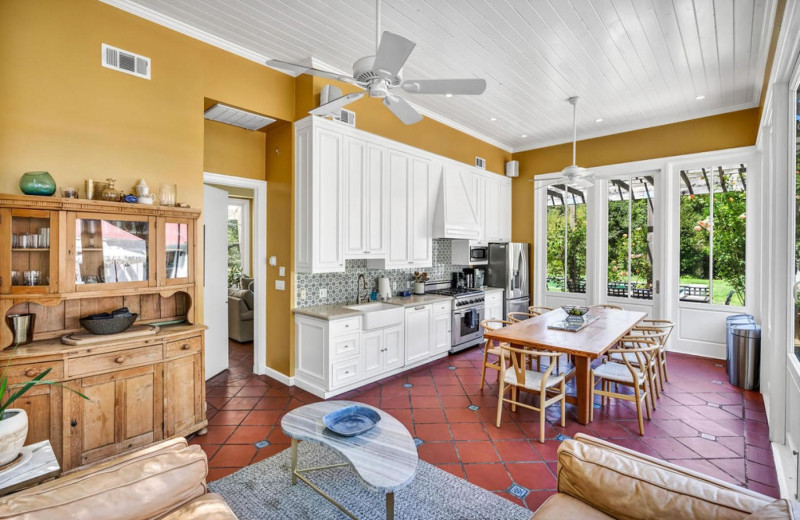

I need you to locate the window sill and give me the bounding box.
[677,300,748,313]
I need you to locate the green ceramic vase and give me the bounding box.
[19,171,56,196]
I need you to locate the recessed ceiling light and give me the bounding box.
[490,117,497,121]
[445,93,453,98]
[595,118,604,123]
[521,134,528,138]
[695,95,705,100]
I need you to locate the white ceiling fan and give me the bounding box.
[265,0,487,125]
[535,96,595,190]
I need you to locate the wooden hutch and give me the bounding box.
[0,194,207,472]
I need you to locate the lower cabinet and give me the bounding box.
[405,305,433,364]
[484,290,504,321]
[362,325,404,379]
[164,352,204,437]
[432,301,452,353]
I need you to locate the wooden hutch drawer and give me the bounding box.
[6,360,64,384]
[68,345,163,377]
[165,335,202,358]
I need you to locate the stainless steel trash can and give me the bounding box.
[726,314,753,378]
[728,323,761,390]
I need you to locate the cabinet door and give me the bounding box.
[486,303,503,321]
[314,127,344,271]
[361,330,383,378]
[468,173,486,243]
[343,136,367,258]
[1,209,60,294]
[409,157,432,266]
[68,365,160,469]
[164,352,203,437]
[383,325,404,371]
[365,143,387,256]
[386,150,410,265]
[14,385,62,465]
[500,180,512,242]
[158,217,194,285]
[405,305,432,364]
[432,313,451,353]
[484,177,502,242]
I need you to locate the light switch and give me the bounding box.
[279,266,285,277]
[320,288,327,298]
[276,280,285,291]
[269,256,277,266]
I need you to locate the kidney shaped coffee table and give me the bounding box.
[281,400,418,520]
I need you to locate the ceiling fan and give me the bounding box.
[265,0,487,125]
[535,96,595,190]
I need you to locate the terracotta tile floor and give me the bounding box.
[190,340,780,511]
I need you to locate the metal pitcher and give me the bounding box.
[6,313,35,347]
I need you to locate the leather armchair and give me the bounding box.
[228,288,254,343]
[0,438,238,520]
[532,433,797,519]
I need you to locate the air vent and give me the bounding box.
[101,43,150,79]
[336,109,356,127]
[475,157,486,169]
[204,103,276,131]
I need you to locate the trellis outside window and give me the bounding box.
[545,184,587,293]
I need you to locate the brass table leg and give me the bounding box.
[386,491,394,520]
[291,438,298,485]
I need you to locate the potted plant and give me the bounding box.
[413,272,428,295]
[0,345,89,466]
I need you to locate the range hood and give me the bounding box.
[432,165,481,240]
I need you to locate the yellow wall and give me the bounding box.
[204,120,266,180]
[298,78,512,175]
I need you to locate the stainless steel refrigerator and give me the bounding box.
[487,243,530,319]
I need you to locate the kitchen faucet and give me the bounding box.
[356,274,370,304]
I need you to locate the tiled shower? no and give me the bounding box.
[295,240,467,306]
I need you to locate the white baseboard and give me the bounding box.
[259,365,295,386]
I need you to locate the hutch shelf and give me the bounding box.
[0,194,206,472]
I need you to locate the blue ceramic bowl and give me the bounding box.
[323,405,381,437]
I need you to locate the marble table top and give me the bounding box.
[281,401,418,492]
[0,440,60,496]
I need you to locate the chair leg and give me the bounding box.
[662,350,670,382]
[633,386,645,436]
[511,386,517,412]
[539,404,546,443]
[649,366,659,406]
[560,380,566,427]
[496,379,505,428]
[643,382,652,420]
[480,347,490,390]
[590,375,596,422]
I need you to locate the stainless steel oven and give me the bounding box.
[452,301,485,353]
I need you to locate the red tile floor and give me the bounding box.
[190,339,780,512]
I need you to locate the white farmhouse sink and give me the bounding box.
[344,302,405,330]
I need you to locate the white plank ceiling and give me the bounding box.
[110,0,775,152]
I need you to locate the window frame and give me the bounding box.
[227,197,251,277]
[544,184,588,295]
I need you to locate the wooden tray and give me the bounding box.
[61,325,159,345]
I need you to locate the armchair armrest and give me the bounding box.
[557,434,771,520]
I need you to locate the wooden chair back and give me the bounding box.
[507,312,538,323]
[528,306,553,315]
[498,344,561,392]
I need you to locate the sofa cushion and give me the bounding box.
[531,493,615,519]
[157,493,238,520]
[0,441,207,520]
[229,289,253,310]
[748,499,800,519]
[557,434,771,520]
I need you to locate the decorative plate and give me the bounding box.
[323,405,381,437]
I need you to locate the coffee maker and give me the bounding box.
[451,271,466,289]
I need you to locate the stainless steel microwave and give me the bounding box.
[452,240,488,266]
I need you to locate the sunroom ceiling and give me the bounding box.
[107,0,775,152]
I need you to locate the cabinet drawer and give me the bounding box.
[330,359,360,389]
[166,336,201,358]
[433,301,451,315]
[330,317,360,336]
[7,361,64,384]
[68,345,163,377]
[331,334,360,361]
[484,291,502,303]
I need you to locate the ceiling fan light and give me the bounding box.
[444,93,453,98]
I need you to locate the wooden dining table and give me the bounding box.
[482,308,646,425]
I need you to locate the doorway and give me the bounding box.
[203,173,267,379]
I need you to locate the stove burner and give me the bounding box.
[427,287,482,298]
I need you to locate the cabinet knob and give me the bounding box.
[114,356,126,364]
[71,419,78,427]
[181,343,191,350]
[25,368,37,377]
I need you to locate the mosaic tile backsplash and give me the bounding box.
[296,240,467,306]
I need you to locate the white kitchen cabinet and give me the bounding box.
[432,165,481,240]
[483,175,512,243]
[410,156,433,265]
[432,300,452,353]
[405,304,433,364]
[295,120,345,273]
[361,324,404,380]
[344,137,387,259]
[484,289,504,321]
[500,179,512,242]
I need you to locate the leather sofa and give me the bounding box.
[228,287,254,343]
[533,433,797,519]
[0,438,238,520]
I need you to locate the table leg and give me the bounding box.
[574,356,592,425]
[386,491,394,520]
[290,438,298,485]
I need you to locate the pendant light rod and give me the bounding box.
[569,96,579,166]
[376,0,381,53]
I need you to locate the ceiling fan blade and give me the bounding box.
[266,59,356,83]
[309,92,365,116]
[383,95,423,125]
[533,179,563,190]
[573,178,594,189]
[372,31,416,78]
[401,78,487,95]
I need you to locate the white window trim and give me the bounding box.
[228,197,251,277]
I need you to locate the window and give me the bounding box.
[679,165,747,306]
[227,198,250,288]
[546,184,587,293]
[607,176,655,300]
[794,89,800,360]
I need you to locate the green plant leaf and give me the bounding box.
[1,368,51,411]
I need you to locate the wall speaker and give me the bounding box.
[505,161,519,178]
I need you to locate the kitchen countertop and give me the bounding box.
[292,293,453,321]
[482,287,504,293]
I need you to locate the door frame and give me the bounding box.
[203,172,267,376]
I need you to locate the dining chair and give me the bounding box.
[507,312,538,323]
[591,336,660,435]
[592,304,624,310]
[528,306,553,315]
[607,329,668,403]
[496,345,566,442]
[632,320,675,391]
[479,319,512,390]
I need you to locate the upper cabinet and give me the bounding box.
[158,218,194,286]
[432,165,481,240]
[343,138,387,259]
[0,209,60,294]
[484,175,512,243]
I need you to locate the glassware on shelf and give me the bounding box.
[84,179,94,200]
[23,270,41,286]
[10,271,20,286]
[158,183,176,207]
[61,186,79,199]
[101,179,119,202]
